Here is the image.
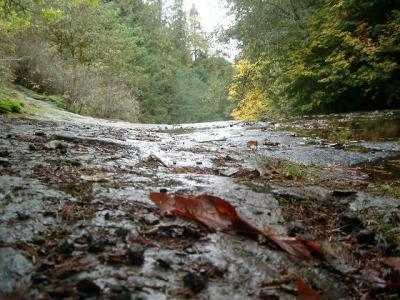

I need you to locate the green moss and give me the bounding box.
[375,182,400,198]
[281,163,304,177]
[0,98,25,114]
[375,213,400,247]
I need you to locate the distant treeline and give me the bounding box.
[0,0,233,123]
[226,0,400,120]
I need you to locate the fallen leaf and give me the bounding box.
[246,140,258,148]
[296,278,321,300]
[52,258,88,279]
[231,168,261,179]
[267,236,315,260]
[263,141,280,147]
[381,257,400,273]
[149,193,320,260]
[150,193,237,231]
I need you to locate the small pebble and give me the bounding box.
[88,239,106,253]
[183,272,206,293]
[28,144,37,151]
[115,227,129,239]
[59,240,75,254]
[0,158,11,167]
[0,150,10,157]
[126,248,145,266]
[32,274,48,284]
[157,258,171,269]
[144,214,159,225]
[16,211,30,221]
[339,215,362,233]
[34,131,46,137]
[110,292,131,300]
[357,229,376,245]
[76,278,101,295]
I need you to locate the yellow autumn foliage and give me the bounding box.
[228,59,268,120]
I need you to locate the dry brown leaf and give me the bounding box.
[149,192,320,260]
[296,278,321,300]
[381,257,400,273]
[246,140,258,148]
[52,258,88,279]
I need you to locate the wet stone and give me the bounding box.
[143,213,160,225]
[339,215,363,233]
[88,238,106,253]
[110,290,131,300]
[0,157,11,167]
[31,273,48,284]
[46,140,68,152]
[357,229,376,245]
[16,211,30,221]
[28,144,37,151]
[126,247,145,266]
[115,227,129,239]
[332,190,357,198]
[59,240,75,254]
[156,258,171,270]
[259,291,279,300]
[34,131,46,137]
[2,98,400,299]
[288,221,306,237]
[70,160,82,167]
[76,278,101,295]
[0,150,9,157]
[0,248,34,294]
[32,237,46,245]
[183,272,206,293]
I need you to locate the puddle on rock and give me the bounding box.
[359,155,400,181]
[278,110,400,143]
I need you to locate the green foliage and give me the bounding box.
[286,0,400,113]
[113,0,233,123]
[375,213,400,245]
[1,0,233,123]
[227,0,400,120]
[46,95,66,109]
[0,98,24,113]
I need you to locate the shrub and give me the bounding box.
[46,95,66,109]
[12,32,139,121]
[0,98,24,114]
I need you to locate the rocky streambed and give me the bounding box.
[1,94,399,299]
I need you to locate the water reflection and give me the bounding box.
[285,111,400,143]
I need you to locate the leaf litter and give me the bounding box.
[149,192,322,260]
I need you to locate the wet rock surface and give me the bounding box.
[0,97,399,299]
[0,248,34,294]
